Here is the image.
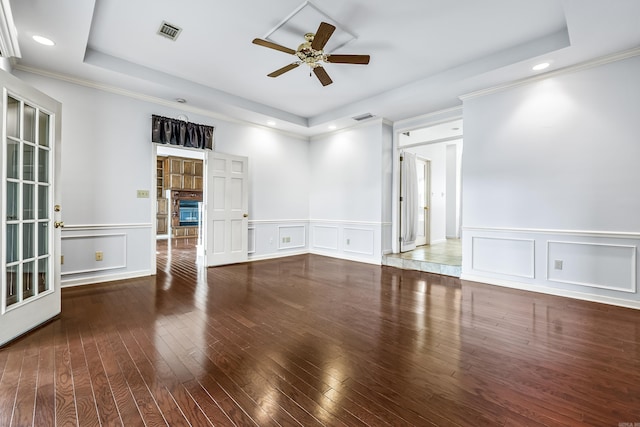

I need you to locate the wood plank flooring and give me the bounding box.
[1,240,640,426]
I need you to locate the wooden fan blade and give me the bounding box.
[267,63,300,78]
[252,38,296,55]
[313,66,333,86]
[311,22,336,51]
[326,54,370,64]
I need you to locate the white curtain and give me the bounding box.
[400,151,418,249]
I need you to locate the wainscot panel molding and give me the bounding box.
[471,236,535,279]
[462,226,640,310]
[61,224,153,287]
[61,233,127,276]
[247,220,310,261]
[310,220,383,265]
[546,241,636,293]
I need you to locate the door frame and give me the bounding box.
[415,156,431,247]
[391,110,463,254]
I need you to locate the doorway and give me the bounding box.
[391,117,463,270]
[415,157,431,247]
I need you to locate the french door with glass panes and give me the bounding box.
[1,69,62,346]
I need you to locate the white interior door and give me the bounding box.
[1,70,62,346]
[415,158,431,246]
[205,151,248,266]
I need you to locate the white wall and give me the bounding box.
[446,141,462,239]
[461,54,640,308]
[15,71,311,284]
[308,121,389,264]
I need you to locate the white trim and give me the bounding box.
[13,65,310,141]
[277,224,306,250]
[62,223,152,231]
[248,226,256,254]
[463,226,640,239]
[0,0,20,59]
[248,249,308,262]
[393,106,463,132]
[309,250,381,266]
[310,219,384,226]
[309,117,389,141]
[471,236,535,279]
[343,226,375,256]
[61,233,128,276]
[460,46,640,101]
[461,274,640,311]
[248,219,308,224]
[61,269,151,288]
[546,240,637,293]
[311,225,339,250]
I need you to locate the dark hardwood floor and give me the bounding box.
[1,240,640,426]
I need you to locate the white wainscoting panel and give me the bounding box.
[312,225,339,250]
[547,241,636,293]
[344,227,375,256]
[278,225,306,250]
[462,227,640,310]
[471,236,535,278]
[62,233,127,275]
[310,220,382,265]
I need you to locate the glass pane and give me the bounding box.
[24,104,36,142]
[7,139,19,179]
[7,181,18,221]
[39,111,50,147]
[38,258,49,293]
[6,224,18,263]
[38,148,49,183]
[23,261,35,299]
[6,265,19,306]
[23,223,34,259]
[23,183,34,220]
[7,96,20,138]
[23,144,35,181]
[38,222,48,256]
[38,185,49,219]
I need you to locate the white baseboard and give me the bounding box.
[248,250,309,262]
[461,273,640,311]
[61,269,152,288]
[310,249,381,266]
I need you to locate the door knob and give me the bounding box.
[54,221,65,228]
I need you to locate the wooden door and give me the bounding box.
[205,152,248,266]
[1,70,62,346]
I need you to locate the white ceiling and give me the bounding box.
[7,0,640,137]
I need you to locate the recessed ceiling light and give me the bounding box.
[267,120,276,127]
[532,62,550,71]
[451,127,460,131]
[175,98,186,103]
[328,125,337,130]
[32,35,55,46]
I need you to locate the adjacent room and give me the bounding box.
[1,0,640,425]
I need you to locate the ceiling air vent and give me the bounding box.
[157,21,182,41]
[352,113,374,122]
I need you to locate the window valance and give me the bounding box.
[151,115,214,150]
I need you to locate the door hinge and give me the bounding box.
[400,156,403,161]
[399,196,403,202]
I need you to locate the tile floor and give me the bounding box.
[383,239,462,277]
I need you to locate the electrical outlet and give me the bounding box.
[554,260,563,270]
[96,251,104,261]
[137,190,150,198]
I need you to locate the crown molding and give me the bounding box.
[0,0,20,59]
[460,46,640,101]
[13,64,312,141]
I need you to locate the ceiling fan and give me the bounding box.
[252,22,370,86]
